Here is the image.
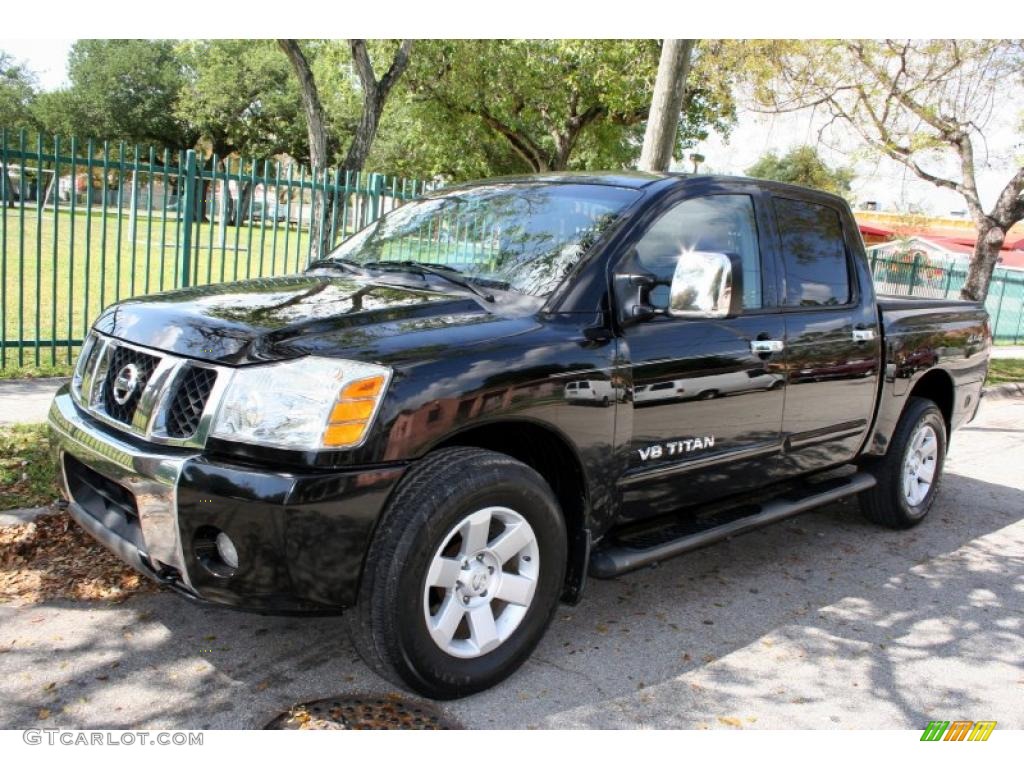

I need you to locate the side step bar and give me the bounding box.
[589,471,876,578]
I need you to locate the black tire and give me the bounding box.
[860,397,947,529]
[601,396,610,407]
[697,389,718,400]
[347,447,567,699]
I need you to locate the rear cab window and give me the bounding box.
[772,197,852,308]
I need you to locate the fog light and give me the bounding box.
[215,532,239,569]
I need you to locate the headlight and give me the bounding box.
[210,357,391,451]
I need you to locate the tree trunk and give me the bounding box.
[638,40,696,173]
[235,180,254,227]
[343,40,413,173]
[277,39,331,260]
[961,219,1005,302]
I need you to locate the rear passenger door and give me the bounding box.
[770,195,881,472]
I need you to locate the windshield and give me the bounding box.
[324,183,638,297]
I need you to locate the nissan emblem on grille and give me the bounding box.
[101,345,161,425]
[112,363,140,405]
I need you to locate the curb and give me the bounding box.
[0,506,52,528]
[982,382,1024,400]
[0,377,70,385]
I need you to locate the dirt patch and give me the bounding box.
[0,510,156,604]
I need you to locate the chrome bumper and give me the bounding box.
[47,385,198,588]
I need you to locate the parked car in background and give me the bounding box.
[564,379,617,406]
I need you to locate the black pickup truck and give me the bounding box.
[48,173,990,699]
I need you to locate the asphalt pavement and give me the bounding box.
[0,397,1021,729]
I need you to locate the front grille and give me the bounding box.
[101,345,160,424]
[165,366,217,438]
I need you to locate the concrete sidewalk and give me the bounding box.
[991,345,1024,359]
[0,378,66,425]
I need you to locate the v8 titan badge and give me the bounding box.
[638,436,715,462]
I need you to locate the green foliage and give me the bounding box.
[745,145,854,197]
[34,40,194,149]
[11,39,742,183]
[393,40,735,179]
[0,424,56,511]
[986,359,1024,386]
[0,51,38,133]
[175,40,308,161]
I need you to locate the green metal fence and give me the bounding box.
[0,129,430,372]
[4,128,1023,374]
[867,244,1024,343]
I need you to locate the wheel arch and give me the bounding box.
[908,369,954,436]
[864,367,956,457]
[433,419,591,604]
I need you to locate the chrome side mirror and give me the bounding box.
[667,251,743,319]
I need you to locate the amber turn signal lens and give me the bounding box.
[342,376,385,400]
[329,399,375,422]
[323,422,367,447]
[322,374,389,448]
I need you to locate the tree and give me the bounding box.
[35,40,195,150]
[0,51,38,206]
[405,40,734,176]
[745,145,854,197]
[0,51,38,132]
[752,39,1024,301]
[176,40,309,226]
[639,40,696,172]
[277,39,413,259]
[176,40,307,162]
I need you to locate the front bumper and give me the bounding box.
[47,386,405,613]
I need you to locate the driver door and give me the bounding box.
[616,191,789,521]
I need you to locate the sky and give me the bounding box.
[2,38,1020,216]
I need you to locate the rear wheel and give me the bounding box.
[347,447,566,699]
[860,397,947,529]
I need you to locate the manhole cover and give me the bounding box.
[265,694,460,730]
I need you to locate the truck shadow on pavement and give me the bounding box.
[1,472,1021,729]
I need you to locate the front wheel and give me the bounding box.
[347,447,567,699]
[860,397,947,529]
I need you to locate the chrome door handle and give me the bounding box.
[750,339,784,354]
[852,328,876,342]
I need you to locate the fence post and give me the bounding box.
[943,264,955,297]
[992,275,1008,342]
[369,173,383,223]
[908,254,922,296]
[180,149,197,288]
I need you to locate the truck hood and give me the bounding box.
[93,275,535,366]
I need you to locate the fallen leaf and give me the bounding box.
[37,708,50,720]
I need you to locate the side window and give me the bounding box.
[634,194,763,311]
[773,197,851,307]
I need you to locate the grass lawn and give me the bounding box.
[0,423,57,511]
[1,206,316,373]
[986,358,1024,386]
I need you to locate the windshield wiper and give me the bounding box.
[305,257,369,275]
[362,260,495,303]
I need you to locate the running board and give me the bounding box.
[589,471,876,578]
